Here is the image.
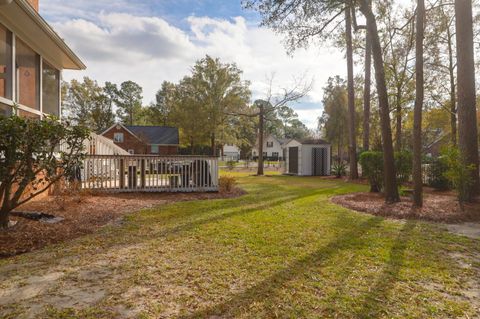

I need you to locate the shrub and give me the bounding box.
[442,147,475,206]
[359,151,384,192]
[395,151,412,185]
[331,161,347,178]
[427,157,450,190]
[226,160,236,171]
[0,115,89,228]
[219,175,237,193]
[360,150,414,192]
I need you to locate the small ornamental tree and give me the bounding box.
[0,115,89,228]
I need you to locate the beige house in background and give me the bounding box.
[0,0,85,119]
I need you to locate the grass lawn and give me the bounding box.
[0,174,479,318]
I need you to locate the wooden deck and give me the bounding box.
[81,155,219,192]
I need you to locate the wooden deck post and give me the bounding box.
[141,159,146,189]
[119,158,125,189]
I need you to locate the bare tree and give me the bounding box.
[254,76,312,175]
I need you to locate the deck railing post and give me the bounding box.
[141,158,146,189]
[119,158,125,189]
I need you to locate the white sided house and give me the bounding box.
[285,139,331,176]
[222,144,241,161]
[252,134,290,160]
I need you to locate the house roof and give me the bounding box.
[125,126,179,145]
[278,138,292,145]
[0,0,86,70]
[299,139,330,145]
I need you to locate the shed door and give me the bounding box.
[289,147,298,174]
[313,147,328,176]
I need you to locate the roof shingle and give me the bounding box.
[125,126,179,145]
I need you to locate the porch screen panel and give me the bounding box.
[42,62,60,116]
[0,24,12,100]
[16,39,40,110]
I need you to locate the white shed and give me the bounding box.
[285,139,331,176]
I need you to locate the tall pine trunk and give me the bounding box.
[455,0,479,200]
[363,30,372,151]
[360,0,400,203]
[413,0,425,207]
[345,6,359,179]
[395,89,402,152]
[447,25,457,145]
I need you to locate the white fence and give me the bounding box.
[81,155,219,192]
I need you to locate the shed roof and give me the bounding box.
[125,126,179,145]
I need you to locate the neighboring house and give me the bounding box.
[102,123,179,155]
[0,0,85,118]
[424,133,451,158]
[222,144,240,161]
[252,134,291,160]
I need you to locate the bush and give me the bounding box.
[331,161,347,178]
[359,151,384,192]
[360,150,414,192]
[219,175,237,193]
[427,157,450,190]
[395,151,412,185]
[226,160,236,171]
[0,114,89,228]
[442,147,476,206]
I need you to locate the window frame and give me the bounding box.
[0,22,63,119]
[113,132,124,143]
[266,141,274,148]
[151,144,159,154]
[41,60,60,117]
[0,24,12,101]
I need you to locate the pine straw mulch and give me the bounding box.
[0,188,246,258]
[332,190,480,224]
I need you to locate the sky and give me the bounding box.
[40,0,348,129]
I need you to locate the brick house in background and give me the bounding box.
[102,123,179,155]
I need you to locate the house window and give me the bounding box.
[151,144,159,154]
[113,132,124,143]
[272,152,279,158]
[128,149,134,155]
[42,61,60,116]
[262,152,267,157]
[266,141,273,148]
[16,39,40,110]
[0,24,12,100]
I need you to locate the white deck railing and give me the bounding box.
[80,155,219,192]
[60,132,130,156]
[86,133,130,155]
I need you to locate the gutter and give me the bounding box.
[14,0,86,70]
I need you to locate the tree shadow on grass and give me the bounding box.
[355,220,417,319]
[178,216,384,319]
[125,186,343,241]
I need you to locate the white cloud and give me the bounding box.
[56,13,346,129]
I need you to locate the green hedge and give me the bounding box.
[359,150,412,192]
